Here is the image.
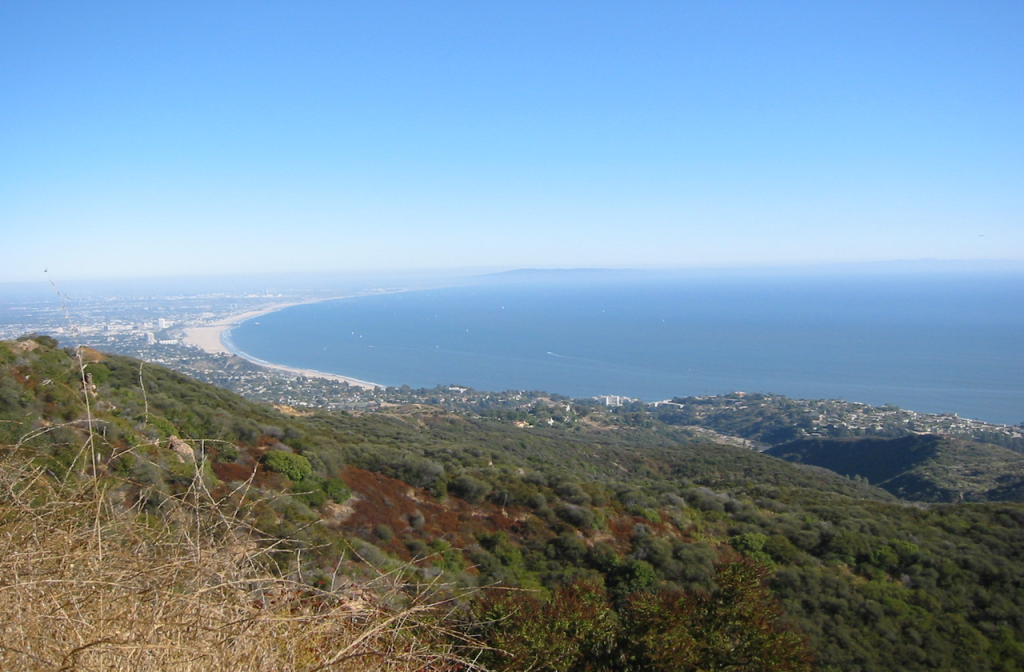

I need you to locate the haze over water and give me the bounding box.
[228,273,1024,425]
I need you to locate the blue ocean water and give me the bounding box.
[227,274,1024,425]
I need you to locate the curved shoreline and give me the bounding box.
[182,297,384,390]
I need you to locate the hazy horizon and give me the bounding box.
[4,258,1024,300]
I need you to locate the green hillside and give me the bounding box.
[4,335,1024,671]
[766,434,1024,502]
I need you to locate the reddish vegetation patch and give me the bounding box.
[255,435,299,454]
[212,461,256,483]
[487,510,519,532]
[340,468,516,561]
[608,514,645,541]
[253,470,290,490]
[208,483,233,501]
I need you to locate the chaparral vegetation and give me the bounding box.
[2,335,1023,671]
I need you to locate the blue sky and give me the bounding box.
[2,1,1022,282]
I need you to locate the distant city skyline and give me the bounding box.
[2,1,1022,283]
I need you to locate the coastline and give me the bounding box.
[182,298,384,390]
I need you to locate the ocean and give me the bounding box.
[226,273,1024,425]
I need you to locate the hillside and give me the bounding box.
[4,335,1024,671]
[766,434,1024,502]
[652,393,1024,452]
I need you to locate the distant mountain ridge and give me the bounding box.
[473,267,650,284]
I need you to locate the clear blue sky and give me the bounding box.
[2,1,1022,282]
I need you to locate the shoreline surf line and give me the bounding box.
[182,294,388,390]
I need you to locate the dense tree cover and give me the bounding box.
[3,337,1024,670]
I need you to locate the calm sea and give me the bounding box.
[227,274,1024,425]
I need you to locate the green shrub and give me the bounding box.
[477,532,523,568]
[147,415,178,439]
[763,534,800,564]
[215,445,240,463]
[262,451,313,482]
[609,559,658,597]
[556,503,595,529]
[730,532,767,554]
[427,540,465,573]
[322,477,351,503]
[449,474,490,503]
[293,476,328,507]
[83,362,111,386]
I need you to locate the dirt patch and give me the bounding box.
[274,404,312,417]
[79,347,107,362]
[10,340,40,354]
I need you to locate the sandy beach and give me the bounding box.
[182,308,274,356]
[182,299,383,390]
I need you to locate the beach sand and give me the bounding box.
[182,306,282,356]
[182,301,382,390]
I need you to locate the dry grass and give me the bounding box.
[0,453,481,672]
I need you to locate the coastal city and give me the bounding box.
[1,286,1021,451]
